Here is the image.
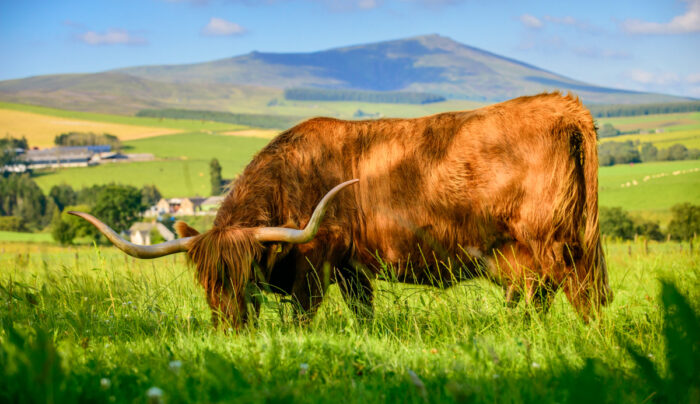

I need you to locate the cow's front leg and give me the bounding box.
[290,269,328,325]
[206,285,248,330]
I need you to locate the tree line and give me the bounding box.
[54,132,121,150]
[598,140,700,166]
[588,100,700,118]
[283,87,446,104]
[600,204,700,241]
[136,109,303,130]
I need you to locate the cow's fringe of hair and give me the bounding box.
[186,226,263,298]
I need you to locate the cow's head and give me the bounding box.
[69,179,358,326]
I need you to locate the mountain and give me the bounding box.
[0,34,691,115]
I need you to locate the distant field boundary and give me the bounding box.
[136,109,304,130]
[284,87,446,104]
[588,100,700,118]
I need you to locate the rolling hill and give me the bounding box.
[0,34,691,116]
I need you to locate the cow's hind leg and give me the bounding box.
[337,265,374,320]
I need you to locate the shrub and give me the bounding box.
[667,203,700,241]
[600,207,635,239]
[0,216,26,232]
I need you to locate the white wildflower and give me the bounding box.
[169,360,182,373]
[532,362,541,369]
[146,387,164,403]
[100,378,111,389]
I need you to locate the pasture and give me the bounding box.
[33,133,270,198]
[598,111,700,149]
[0,241,698,403]
[598,159,700,223]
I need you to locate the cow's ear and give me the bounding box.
[175,221,200,238]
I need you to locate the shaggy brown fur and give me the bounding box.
[179,92,613,327]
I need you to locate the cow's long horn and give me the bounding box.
[67,211,192,259]
[254,179,359,243]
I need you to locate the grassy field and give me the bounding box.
[0,102,249,148]
[598,111,700,149]
[598,159,700,223]
[0,231,53,244]
[0,241,698,403]
[33,133,270,198]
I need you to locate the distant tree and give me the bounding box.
[0,174,48,230]
[54,132,120,150]
[598,123,621,138]
[667,203,700,241]
[140,184,162,207]
[597,141,641,166]
[634,219,665,241]
[599,207,635,239]
[48,184,77,212]
[688,148,700,160]
[92,185,144,233]
[0,135,28,172]
[76,184,110,206]
[210,158,223,196]
[640,142,658,162]
[598,153,614,166]
[51,207,75,245]
[667,144,688,161]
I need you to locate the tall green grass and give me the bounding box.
[1,241,698,403]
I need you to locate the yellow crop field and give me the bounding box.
[0,108,182,147]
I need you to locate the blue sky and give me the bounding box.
[1,0,699,97]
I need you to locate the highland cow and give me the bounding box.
[71,92,613,328]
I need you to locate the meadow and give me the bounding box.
[0,240,698,403]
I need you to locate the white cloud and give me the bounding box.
[357,0,378,9]
[77,29,147,46]
[623,69,700,98]
[201,17,246,36]
[544,15,577,26]
[543,15,603,34]
[318,0,382,11]
[627,69,681,85]
[622,0,700,34]
[519,14,542,29]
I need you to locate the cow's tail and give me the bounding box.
[580,115,612,307]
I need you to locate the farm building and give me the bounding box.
[151,196,215,216]
[129,222,175,246]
